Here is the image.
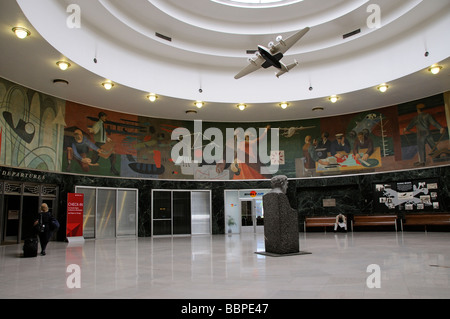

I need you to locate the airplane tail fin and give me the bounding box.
[276,60,298,78]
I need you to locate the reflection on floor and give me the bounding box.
[1,232,450,299]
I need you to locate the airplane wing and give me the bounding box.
[270,27,310,55]
[234,54,265,79]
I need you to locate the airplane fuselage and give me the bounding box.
[258,45,283,69]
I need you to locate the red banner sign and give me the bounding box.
[66,193,84,238]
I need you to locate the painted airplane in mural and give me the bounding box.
[234,27,310,79]
[280,125,315,138]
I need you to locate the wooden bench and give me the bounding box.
[351,215,398,232]
[403,214,450,231]
[304,217,338,232]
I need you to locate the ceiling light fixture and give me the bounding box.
[147,93,158,102]
[279,102,289,109]
[56,61,71,71]
[237,103,247,111]
[312,106,324,112]
[12,27,31,39]
[194,101,204,108]
[377,83,389,93]
[428,64,442,75]
[329,95,339,103]
[102,81,114,90]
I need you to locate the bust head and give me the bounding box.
[270,175,288,194]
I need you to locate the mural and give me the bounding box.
[0,77,449,180]
[0,78,65,172]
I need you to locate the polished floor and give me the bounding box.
[1,231,450,299]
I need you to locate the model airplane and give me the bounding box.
[234,27,310,79]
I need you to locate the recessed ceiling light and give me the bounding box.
[56,61,71,71]
[12,27,30,39]
[428,64,442,75]
[377,83,389,93]
[186,110,198,115]
[329,95,339,103]
[312,106,324,112]
[147,93,158,102]
[102,81,114,90]
[279,102,289,109]
[194,101,204,108]
[237,103,247,111]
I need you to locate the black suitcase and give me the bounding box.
[23,237,38,257]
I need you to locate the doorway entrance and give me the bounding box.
[1,181,58,245]
[240,198,264,233]
[75,186,139,239]
[224,189,270,234]
[151,190,211,236]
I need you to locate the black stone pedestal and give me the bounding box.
[261,192,307,256]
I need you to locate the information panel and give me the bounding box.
[373,179,440,212]
[66,193,84,238]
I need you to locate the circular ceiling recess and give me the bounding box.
[210,0,304,9]
[6,0,450,122]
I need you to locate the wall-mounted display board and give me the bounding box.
[373,179,440,212]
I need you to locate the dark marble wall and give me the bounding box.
[293,165,450,223]
[1,165,449,238]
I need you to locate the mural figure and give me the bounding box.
[403,103,447,167]
[302,135,329,172]
[66,129,103,172]
[330,133,351,158]
[353,131,374,162]
[316,131,331,158]
[88,112,119,175]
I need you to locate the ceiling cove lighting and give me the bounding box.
[194,101,204,108]
[211,0,304,9]
[102,81,114,90]
[428,64,442,75]
[377,83,389,93]
[12,27,31,39]
[147,93,158,102]
[329,95,339,103]
[56,61,71,71]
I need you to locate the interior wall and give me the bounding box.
[0,164,448,238]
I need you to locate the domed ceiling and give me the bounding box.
[1,0,450,122]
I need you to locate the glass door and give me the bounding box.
[240,199,264,233]
[191,191,211,235]
[117,189,138,237]
[75,186,138,239]
[152,190,211,236]
[152,191,172,235]
[173,191,191,235]
[240,199,254,233]
[96,189,116,239]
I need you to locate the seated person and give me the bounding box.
[334,213,347,232]
[353,132,374,161]
[330,133,351,158]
